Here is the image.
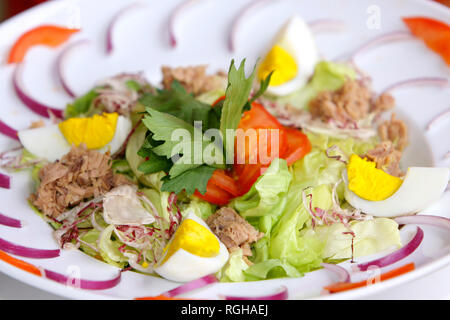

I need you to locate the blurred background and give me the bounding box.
[0,0,449,23]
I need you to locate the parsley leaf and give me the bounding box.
[139,81,213,127]
[142,107,224,179]
[220,59,257,159]
[161,165,216,195]
[137,149,172,174]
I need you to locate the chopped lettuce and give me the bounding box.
[301,218,402,260]
[98,225,128,268]
[230,159,324,280]
[216,249,249,282]
[268,61,356,109]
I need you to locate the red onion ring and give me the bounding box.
[351,31,415,61]
[106,3,142,54]
[168,0,203,48]
[0,237,60,259]
[321,263,350,283]
[394,215,450,231]
[0,120,19,141]
[357,227,423,272]
[228,0,272,52]
[380,77,449,95]
[223,286,288,300]
[0,173,10,189]
[56,39,90,98]
[426,108,450,132]
[13,64,64,119]
[162,274,218,298]
[0,213,22,228]
[43,268,121,290]
[309,19,346,33]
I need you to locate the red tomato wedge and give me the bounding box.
[324,263,415,294]
[8,25,80,64]
[194,180,232,206]
[402,17,450,65]
[209,170,240,197]
[283,127,312,166]
[236,102,287,165]
[235,163,265,196]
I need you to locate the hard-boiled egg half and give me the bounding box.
[154,211,229,282]
[18,113,132,162]
[344,154,449,217]
[257,14,319,96]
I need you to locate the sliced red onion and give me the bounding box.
[381,77,449,95]
[357,227,423,272]
[0,173,10,189]
[321,263,350,283]
[13,64,64,119]
[309,19,346,33]
[0,120,19,141]
[168,0,203,48]
[56,39,90,98]
[162,274,218,298]
[223,286,288,300]
[394,215,450,231]
[228,0,272,52]
[351,31,415,61]
[43,268,121,290]
[106,3,142,54]
[0,237,60,258]
[0,213,22,228]
[426,108,450,132]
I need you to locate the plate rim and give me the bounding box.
[0,0,449,300]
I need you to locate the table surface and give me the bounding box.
[1,264,449,300]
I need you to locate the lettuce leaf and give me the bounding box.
[269,61,356,109]
[301,218,402,260]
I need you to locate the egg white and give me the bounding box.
[154,212,229,283]
[344,167,450,217]
[18,115,132,162]
[264,14,319,96]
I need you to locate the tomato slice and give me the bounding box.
[283,127,312,166]
[209,170,240,197]
[194,181,232,206]
[236,102,287,165]
[402,17,450,65]
[8,25,80,64]
[234,163,265,196]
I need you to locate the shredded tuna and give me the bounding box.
[161,65,227,96]
[365,141,403,177]
[206,207,264,264]
[30,145,133,218]
[371,92,395,113]
[378,113,408,152]
[309,80,373,124]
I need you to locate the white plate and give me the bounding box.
[0,0,449,300]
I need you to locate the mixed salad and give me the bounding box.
[0,10,449,298]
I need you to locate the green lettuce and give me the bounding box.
[98,225,128,268]
[269,61,356,109]
[301,218,402,260]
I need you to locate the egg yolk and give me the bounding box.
[258,45,298,86]
[58,113,118,149]
[159,218,220,265]
[347,154,403,201]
